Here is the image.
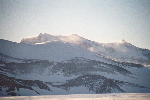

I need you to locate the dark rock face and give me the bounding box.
[0,73,51,96]
[51,75,124,93]
[50,75,149,93]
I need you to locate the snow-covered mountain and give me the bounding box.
[0,33,150,96]
[21,33,150,65]
[0,39,99,62]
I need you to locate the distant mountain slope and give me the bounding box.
[21,33,150,65]
[0,53,150,96]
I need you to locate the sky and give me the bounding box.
[0,0,150,49]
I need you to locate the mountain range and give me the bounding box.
[0,33,150,96]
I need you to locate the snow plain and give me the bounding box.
[0,93,150,100]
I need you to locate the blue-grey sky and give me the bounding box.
[0,0,150,49]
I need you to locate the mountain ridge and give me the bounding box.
[20,33,150,65]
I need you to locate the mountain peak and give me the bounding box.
[69,34,82,39]
[21,33,85,45]
[122,39,127,43]
[38,33,54,38]
[70,34,80,37]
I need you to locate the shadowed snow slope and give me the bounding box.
[0,39,99,62]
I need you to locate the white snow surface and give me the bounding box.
[0,93,150,100]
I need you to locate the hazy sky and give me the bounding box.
[0,0,150,49]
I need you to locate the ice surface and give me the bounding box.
[0,93,150,100]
